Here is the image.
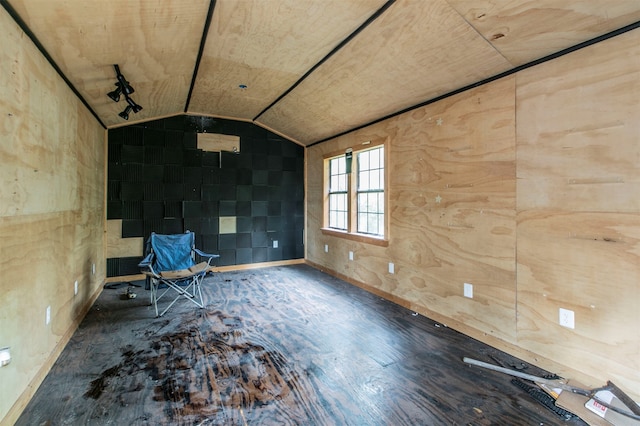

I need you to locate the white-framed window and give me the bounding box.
[356,146,384,236]
[323,142,387,245]
[328,156,349,230]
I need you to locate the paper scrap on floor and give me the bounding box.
[585,390,640,426]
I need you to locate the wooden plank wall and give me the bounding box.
[306,29,640,400]
[0,7,106,425]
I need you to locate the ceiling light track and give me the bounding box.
[107,64,142,120]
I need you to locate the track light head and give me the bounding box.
[125,96,143,113]
[107,84,122,102]
[118,105,132,120]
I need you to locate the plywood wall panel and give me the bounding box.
[307,76,518,342]
[308,29,640,398]
[517,29,640,213]
[107,220,144,258]
[517,210,640,392]
[0,6,105,423]
[1,34,79,217]
[514,28,640,398]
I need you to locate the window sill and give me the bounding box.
[320,228,389,247]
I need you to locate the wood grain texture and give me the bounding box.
[257,0,513,144]
[107,219,144,258]
[8,0,210,127]
[307,77,517,343]
[16,265,586,425]
[516,210,640,396]
[448,0,640,66]
[516,28,640,213]
[0,6,106,423]
[188,0,387,120]
[515,29,640,400]
[197,132,240,153]
[7,0,640,144]
[307,28,640,401]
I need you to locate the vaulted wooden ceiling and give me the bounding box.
[4,0,640,146]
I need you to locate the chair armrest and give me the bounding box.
[138,253,154,268]
[194,248,220,259]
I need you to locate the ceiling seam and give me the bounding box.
[1,0,107,129]
[252,0,397,123]
[444,1,514,67]
[308,19,640,148]
[184,0,217,113]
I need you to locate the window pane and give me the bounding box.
[338,173,347,192]
[359,150,369,170]
[358,170,369,191]
[329,193,347,230]
[369,169,380,190]
[357,191,384,236]
[369,148,379,169]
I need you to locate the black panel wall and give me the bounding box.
[107,115,304,276]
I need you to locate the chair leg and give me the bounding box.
[150,280,159,318]
[152,275,206,317]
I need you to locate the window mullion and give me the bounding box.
[349,159,357,233]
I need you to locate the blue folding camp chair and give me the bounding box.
[138,231,219,317]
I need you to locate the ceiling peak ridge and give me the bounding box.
[252,0,397,123]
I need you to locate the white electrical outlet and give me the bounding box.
[388,262,395,274]
[92,263,96,275]
[324,244,329,253]
[273,240,278,248]
[559,308,575,329]
[45,306,51,325]
[349,251,354,261]
[464,282,473,298]
[74,280,78,295]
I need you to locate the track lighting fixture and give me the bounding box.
[119,105,132,120]
[115,65,134,95]
[125,96,143,113]
[107,84,122,102]
[107,64,142,120]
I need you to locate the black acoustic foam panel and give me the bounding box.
[106,115,304,275]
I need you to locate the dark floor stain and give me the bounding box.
[84,364,122,399]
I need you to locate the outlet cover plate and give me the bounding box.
[559,308,575,329]
[464,283,473,298]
